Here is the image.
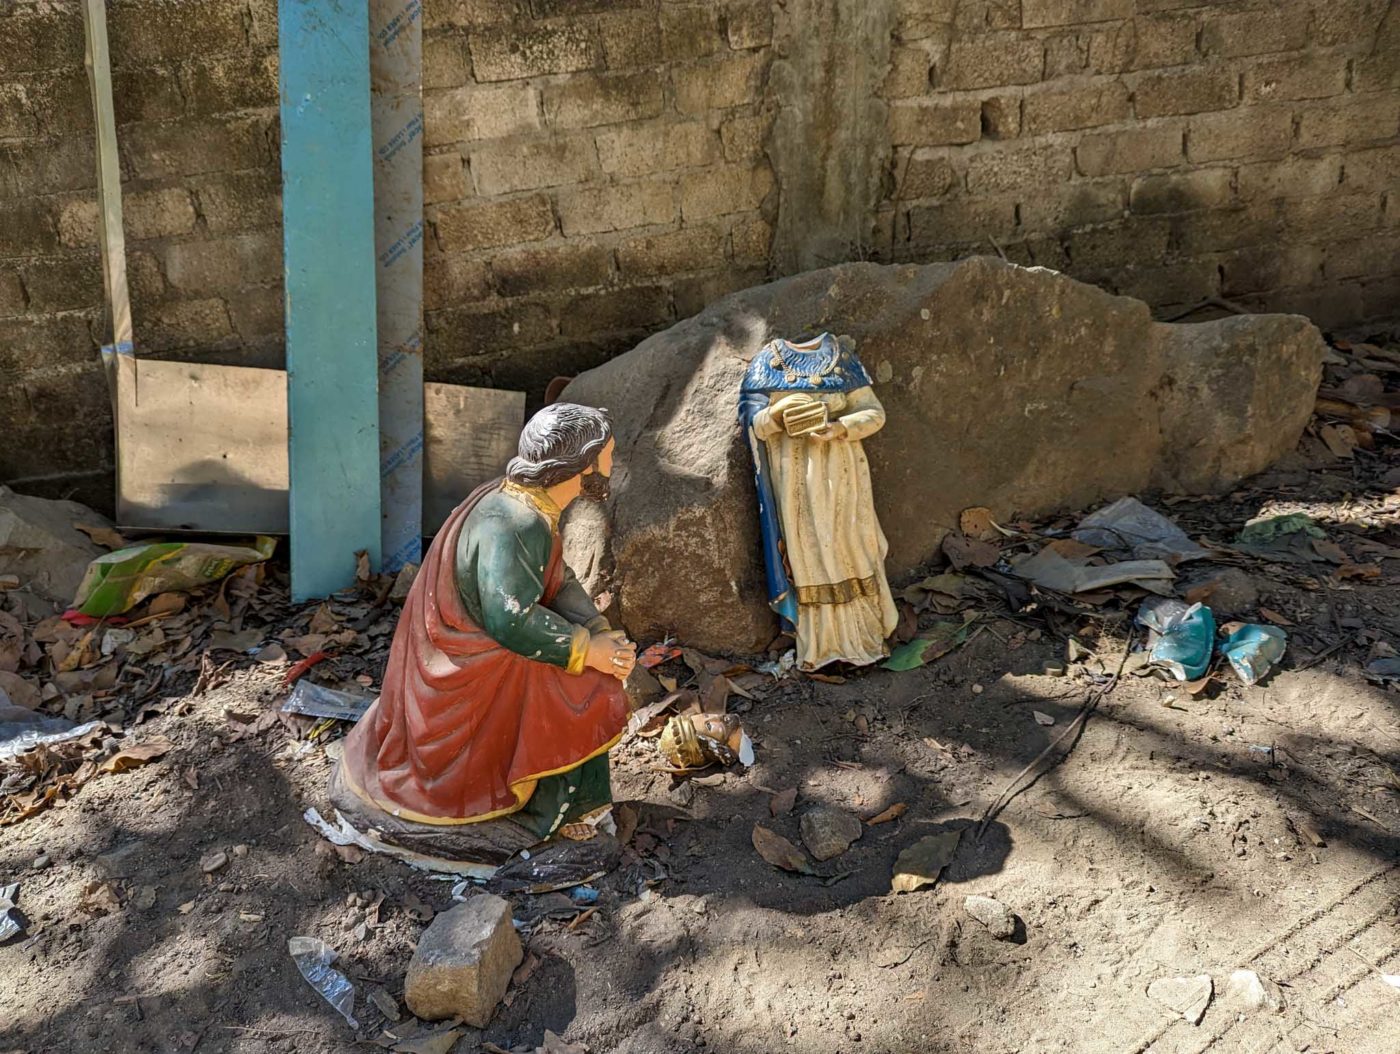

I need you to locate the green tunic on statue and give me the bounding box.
[453,482,614,838]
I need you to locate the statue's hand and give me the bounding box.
[809,421,849,442]
[586,632,636,681]
[769,393,816,426]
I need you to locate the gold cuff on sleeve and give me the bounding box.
[566,625,591,675]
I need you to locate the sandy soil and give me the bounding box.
[3,430,1399,1054]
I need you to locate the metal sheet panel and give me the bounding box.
[279,0,383,600]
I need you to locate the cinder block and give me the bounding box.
[1282,193,1385,242]
[0,12,85,74]
[559,284,672,338]
[25,71,92,138]
[492,242,613,295]
[1221,244,1323,295]
[424,153,470,205]
[884,46,934,100]
[719,113,768,162]
[1019,178,1126,229]
[660,5,723,61]
[424,253,494,311]
[0,314,98,376]
[124,188,198,240]
[1114,259,1220,306]
[434,194,555,251]
[470,136,596,195]
[424,0,532,31]
[678,164,773,220]
[0,269,25,317]
[980,94,1022,139]
[1323,233,1400,282]
[225,287,285,344]
[183,56,280,116]
[112,67,185,124]
[0,199,59,254]
[1243,53,1347,102]
[900,149,962,200]
[1132,67,1237,119]
[1187,108,1290,163]
[597,120,719,176]
[109,0,248,66]
[121,117,271,180]
[141,297,235,352]
[597,10,662,69]
[55,197,98,249]
[1022,0,1132,29]
[1237,156,1341,200]
[1296,96,1400,150]
[21,253,103,312]
[556,180,675,235]
[1023,81,1129,134]
[1341,145,1400,193]
[730,216,773,264]
[904,198,1017,249]
[0,85,39,140]
[1066,216,1171,270]
[469,23,602,82]
[196,171,283,234]
[542,72,665,130]
[1200,8,1309,59]
[0,136,95,200]
[673,52,765,114]
[426,303,555,361]
[617,225,727,277]
[164,232,283,293]
[1129,168,1234,214]
[726,1,774,50]
[424,84,542,147]
[939,36,1043,90]
[1076,124,1183,176]
[966,143,1071,194]
[424,32,472,90]
[1170,202,1284,255]
[1125,14,1198,71]
[889,99,981,146]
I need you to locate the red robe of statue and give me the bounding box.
[341,483,628,825]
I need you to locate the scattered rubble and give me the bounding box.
[403,894,523,1026]
[1147,974,1213,1024]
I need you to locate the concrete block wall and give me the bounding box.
[1,0,1396,510]
[875,0,1400,330]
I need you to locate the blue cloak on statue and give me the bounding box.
[737,332,874,630]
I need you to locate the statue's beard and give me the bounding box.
[580,471,611,502]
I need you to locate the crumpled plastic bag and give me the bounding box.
[288,936,358,1027]
[1138,598,1215,681]
[1219,624,1286,686]
[73,536,276,617]
[1073,496,1206,563]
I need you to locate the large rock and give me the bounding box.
[403,894,522,1026]
[561,257,1324,653]
[0,486,109,606]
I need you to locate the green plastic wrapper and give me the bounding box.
[72,536,277,617]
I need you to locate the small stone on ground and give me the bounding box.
[800,806,862,861]
[963,894,1016,939]
[404,893,523,1026]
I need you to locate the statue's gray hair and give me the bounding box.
[506,403,613,488]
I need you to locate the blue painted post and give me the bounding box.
[279,0,383,601]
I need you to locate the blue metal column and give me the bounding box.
[279,0,382,600]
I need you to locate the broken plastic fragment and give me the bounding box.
[1219,624,1286,686]
[288,936,358,1027]
[1138,599,1215,681]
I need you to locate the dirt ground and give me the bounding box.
[4,363,1400,1054]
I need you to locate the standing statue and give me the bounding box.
[334,404,635,862]
[739,332,898,670]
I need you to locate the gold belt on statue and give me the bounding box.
[795,575,879,606]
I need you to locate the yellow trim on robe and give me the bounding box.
[795,574,880,606]
[566,624,590,675]
[340,727,625,827]
[500,479,561,532]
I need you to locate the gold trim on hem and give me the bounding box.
[340,728,625,827]
[794,574,880,606]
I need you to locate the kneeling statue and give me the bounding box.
[333,404,635,863]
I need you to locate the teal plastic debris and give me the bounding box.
[1138,599,1215,681]
[1219,624,1287,686]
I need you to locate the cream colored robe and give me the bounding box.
[750,386,898,670]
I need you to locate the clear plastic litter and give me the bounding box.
[281,681,374,722]
[1219,624,1287,686]
[288,936,358,1028]
[0,699,102,762]
[0,882,23,943]
[1138,599,1215,681]
[1073,497,1206,563]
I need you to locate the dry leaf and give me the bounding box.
[355,551,372,583]
[1259,607,1294,626]
[959,506,1001,541]
[539,1030,588,1054]
[74,523,127,549]
[208,628,262,653]
[1311,538,1348,564]
[891,830,961,893]
[308,604,339,636]
[1319,423,1358,458]
[1032,710,1056,726]
[614,802,639,846]
[866,802,907,826]
[0,670,40,710]
[99,735,174,773]
[769,788,798,816]
[1337,563,1382,580]
[807,672,846,684]
[147,593,186,617]
[752,824,813,874]
[942,532,999,570]
[1290,816,1326,848]
[701,675,730,715]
